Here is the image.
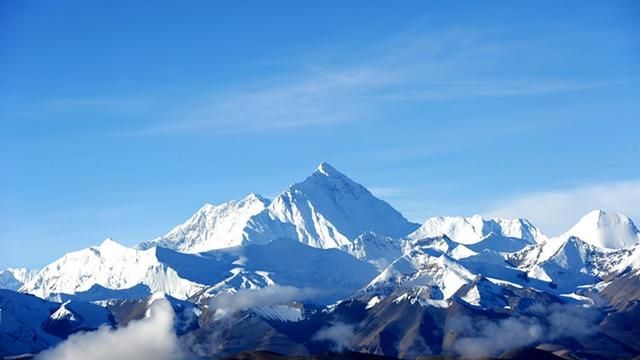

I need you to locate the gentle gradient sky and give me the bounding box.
[1,1,639,268]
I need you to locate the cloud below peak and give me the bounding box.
[208,285,318,319]
[36,299,188,360]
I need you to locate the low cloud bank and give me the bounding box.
[209,285,318,319]
[36,299,188,360]
[448,304,598,358]
[312,322,356,351]
[183,285,319,356]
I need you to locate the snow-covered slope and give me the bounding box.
[407,215,546,250]
[21,238,208,301]
[454,277,512,309]
[0,267,37,291]
[402,235,477,261]
[138,193,269,252]
[252,304,305,322]
[510,236,632,288]
[362,237,477,304]
[242,163,419,249]
[137,163,417,252]
[21,236,377,305]
[612,243,640,275]
[503,210,640,288]
[7,161,640,358]
[189,238,378,304]
[341,231,403,270]
[561,210,640,249]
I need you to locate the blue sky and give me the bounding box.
[1,0,639,269]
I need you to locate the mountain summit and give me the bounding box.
[6,163,640,360]
[137,163,418,252]
[562,209,640,249]
[407,215,546,246]
[315,161,342,177]
[138,193,270,252]
[242,162,420,248]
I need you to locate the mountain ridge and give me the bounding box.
[4,162,640,359]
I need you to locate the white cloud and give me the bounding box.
[448,304,598,359]
[123,29,621,136]
[312,322,356,351]
[451,316,544,359]
[36,299,188,360]
[208,285,317,319]
[484,180,640,236]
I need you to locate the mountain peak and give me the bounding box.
[138,194,270,253]
[99,237,117,247]
[244,193,269,204]
[581,209,608,223]
[198,193,267,212]
[314,162,343,177]
[573,209,632,229]
[98,237,127,252]
[243,162,419,248]
[408,215,545,246]
[564,209,640,249]
[0,267,38,291]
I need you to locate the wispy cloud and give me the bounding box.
[484,180,640,236]
[121,28,624,136]
[208,285,318,319]
[129,70,380,135]
[8,27,629,136]
[4,26,627,137]
[448,303,598,359]
[312,322,356,351]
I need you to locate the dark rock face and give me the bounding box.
[6,278,640,360]
[599,272,640,311]
[0,290,115,357]
[224,351,397,360]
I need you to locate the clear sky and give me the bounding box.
[1,0,639,269]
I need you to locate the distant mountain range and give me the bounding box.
[2,163,639,359]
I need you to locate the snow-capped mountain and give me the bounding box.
[502,212,640,289]
[362,236,477,303]
[599,242,640,311]
[138,163,417,253]
[185,238,378,305]
[561,209,640,249]
[341,231,403,270]
[6,162,640,359]
[507,236,633,289]
[21,238,207,301]
[242,162,419,249]
[613,242,640,275]
[407,215,546,251]
[138,193,269,252]
[21,236,377,305]
[0,267,37,291]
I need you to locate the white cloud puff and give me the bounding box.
[312,322,356,351]
[36,299,188,360]
[209,285,317,319]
